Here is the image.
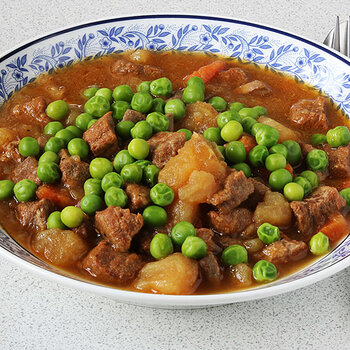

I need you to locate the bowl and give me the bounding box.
[1,14,350,309]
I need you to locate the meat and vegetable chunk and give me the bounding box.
[59,154,90,190]
[125,183,151,211]
[199,253,222,283]
[321,144,350,178]
[12,96,50,125]
[11,156,41,185]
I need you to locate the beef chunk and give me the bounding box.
[11,156,41,185]
[36,134,51,151]
[82,240,144,283]
[142,65,163,79]
[196,228,221,255]
[110,58,162,79]
[122,109,145,123]
[321,144,350,178]
[131,230,156,255]
[234,80,272,96]
[244,177,269,209]
[166,113,174,132]
[16,199,54,232]
[0,140,24,175]
[290,186,346,236]
[254,237,308,264]
[95,206,143,252]
[59,154,90,190]
[147,131,186,168]
[83,112,119,158]
[12,96,50,125]
[289,97,328,132]
[125,183,151,211]
[199,253,222,283]
[208,170,254,213]
[208,208,253,235]
[72,216,95,240]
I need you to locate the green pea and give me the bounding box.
[251,123,265,137]
[46,100,69,120]
[340,187,350,206]
[143,164,160,187]
[255,124,279,148]
[229,102,245,112]
[300,170,318,189]
[131,92,153,114]
[306,149,328,171]
[111,101,130,120]
[232,163,251,177]
[217,110,242,129]
[164,99,186,121]
[203,127,224,145]
[116,120,135,139]
[87,119,98,128]
[84,95,110,117]
[18,137,40,157]
[181,236,207,259]
[142,205,167,227]
[44,137,65,153]
[209,96,227,111]
[95,87,113,102]
[326,126,350,148]
[225,141,246,164]
[253,105,267,116]
[151,97,165,113]
[66,125,83,138]
[284,182,304,201]
[84,178,103,196]
[146,112,169,133]
[269,168,293,191]
[182,86,205,104]
[249,145,269,167]
[187,77,205,89]
[269,144,288,158]
[47,211,67,229]
[75,113,93,131]
[113,150,135,173]
[120,163,143,183]
[171,221,196,246]
[220,120,243,142]
[89,158,113,179]
[265,153,287,171]
[241,116,257,134]
[134,160,152,170]
[311,133,327,146]
[113,85,134,103]
[257,223,280,244]
[104,187,128,207]
[37,162,61,183]
[309,232,330,255]
[238,107,259,120]
[177,128,192,141]
[282,140,301,165]
[37,149,58,164]
[67,138,89,159]
[13,179,37,202]
[61,206,84,228]
[0,180,14,200]
[150,77,172,97]
[128,138,150,160]
[83,86,99,99]
[294,176,312,196]
[150,233,174,259]
[55,129,75,146]
[221,245,248,265]
[44,121,64,136]
[101,172,124,192]
[150,183,174,206]
[130,120,153,140]
[137,81,151,93]
[252,260,278,282]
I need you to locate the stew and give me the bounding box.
[0,49,349,295]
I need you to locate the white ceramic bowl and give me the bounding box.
[1,14,350,309]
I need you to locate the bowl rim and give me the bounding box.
[1,13,350,306]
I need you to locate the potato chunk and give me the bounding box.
[258,116,299,142]
[254,191,292,227]
[32,229,88,266]
[229,263,253,287]
[134,253,199,295]
[0,128,16,149]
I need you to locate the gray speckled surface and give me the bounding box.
[1,1,350,349]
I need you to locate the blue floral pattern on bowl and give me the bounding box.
[0,15,349,297]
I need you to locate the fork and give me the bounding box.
[323,16,350,57]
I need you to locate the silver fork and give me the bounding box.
[323,16,350,57]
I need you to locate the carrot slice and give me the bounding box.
[285,163,294,177]
[319,213,349,242]
[239,135,257,154]
[184,61,227,85]
[37,184,77,208]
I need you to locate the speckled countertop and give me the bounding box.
[1,1,350,349]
